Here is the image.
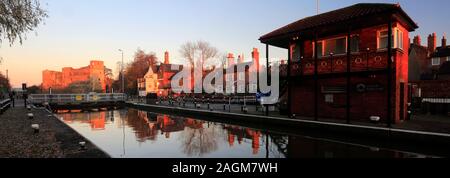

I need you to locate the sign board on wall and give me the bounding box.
[325,94,334,103]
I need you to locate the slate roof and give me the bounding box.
[431,46,450,58]
[260,3,418,42]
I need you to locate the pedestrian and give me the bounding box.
[9,91,15,107]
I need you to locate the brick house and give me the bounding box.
[409,33,450,80]
[259,3,418,124]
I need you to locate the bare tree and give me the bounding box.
[179,40,218,69]
[0,0,48,45]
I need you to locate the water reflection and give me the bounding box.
[57,109,434,158]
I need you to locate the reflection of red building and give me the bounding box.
[129,110,189,141]
[60,111,106,130]
[224,126,261,155]
[89,112,106,130]
[260,3,418,123]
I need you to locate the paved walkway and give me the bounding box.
[0,100,109,158]
[148,100,450,134]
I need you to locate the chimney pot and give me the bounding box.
[442,34,447,48]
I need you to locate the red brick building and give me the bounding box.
[42,60,113,93]
[260,3,418,124]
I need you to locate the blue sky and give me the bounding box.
[1,0,449,87]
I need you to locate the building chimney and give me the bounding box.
[251,48,260,68]
[164,51,170,64]
[227,53,235,66]
[428,33,437,54]
[442,34,447,48]
[413,35,421,46]
[238,54,245,63]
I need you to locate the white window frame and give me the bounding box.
[447,56,450,62]
[432,57,441,66]
[377,28,403,50]
[377,29,391,49]
[313,36,349,58]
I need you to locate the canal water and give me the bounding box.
[57,108,433,158]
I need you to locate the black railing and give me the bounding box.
[280,50,393,77]
[0,99,11,114]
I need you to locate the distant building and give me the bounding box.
[42,60,112,93]
[430,35,450,72]
[409,33,450,80]
[138,66,158,97]
[137,51,184,97]
[408,38,428,81]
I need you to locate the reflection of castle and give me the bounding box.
[60,111,106,131]
[224,126,261,155]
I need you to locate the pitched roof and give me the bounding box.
[260,3,418,43]
[431,46,450,58]
[438,61,450,75]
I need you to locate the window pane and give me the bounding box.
[335,38,346,54]
[292,43,301,62]
[380,36,388,49]
[432,58,440,65]
[351,36,359,52]
[317,42,323,57]
[397,30,403,49]
[378,30,395,49]
[324,40,335,55]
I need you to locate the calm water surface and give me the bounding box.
[58,108,433,158]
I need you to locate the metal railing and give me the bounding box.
[280,50,392,77]
[29,93,127,105]
[0,99,11,114]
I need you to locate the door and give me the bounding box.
[400,83,405,121]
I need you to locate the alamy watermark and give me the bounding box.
[170,55,280,105]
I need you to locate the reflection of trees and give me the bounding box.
[125,109,158,142]
[180,123,220,157]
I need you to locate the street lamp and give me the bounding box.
[118,49,125,94]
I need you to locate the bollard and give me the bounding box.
[370,116,381,123]
[31,124,39,134]
[79,141,86,150]
[27,106,31,111]
[223,104,226,111]
[28,113,34,120]
[291,114,296,119]
[242,106,248,113]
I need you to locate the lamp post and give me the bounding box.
[118,49,125,94]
